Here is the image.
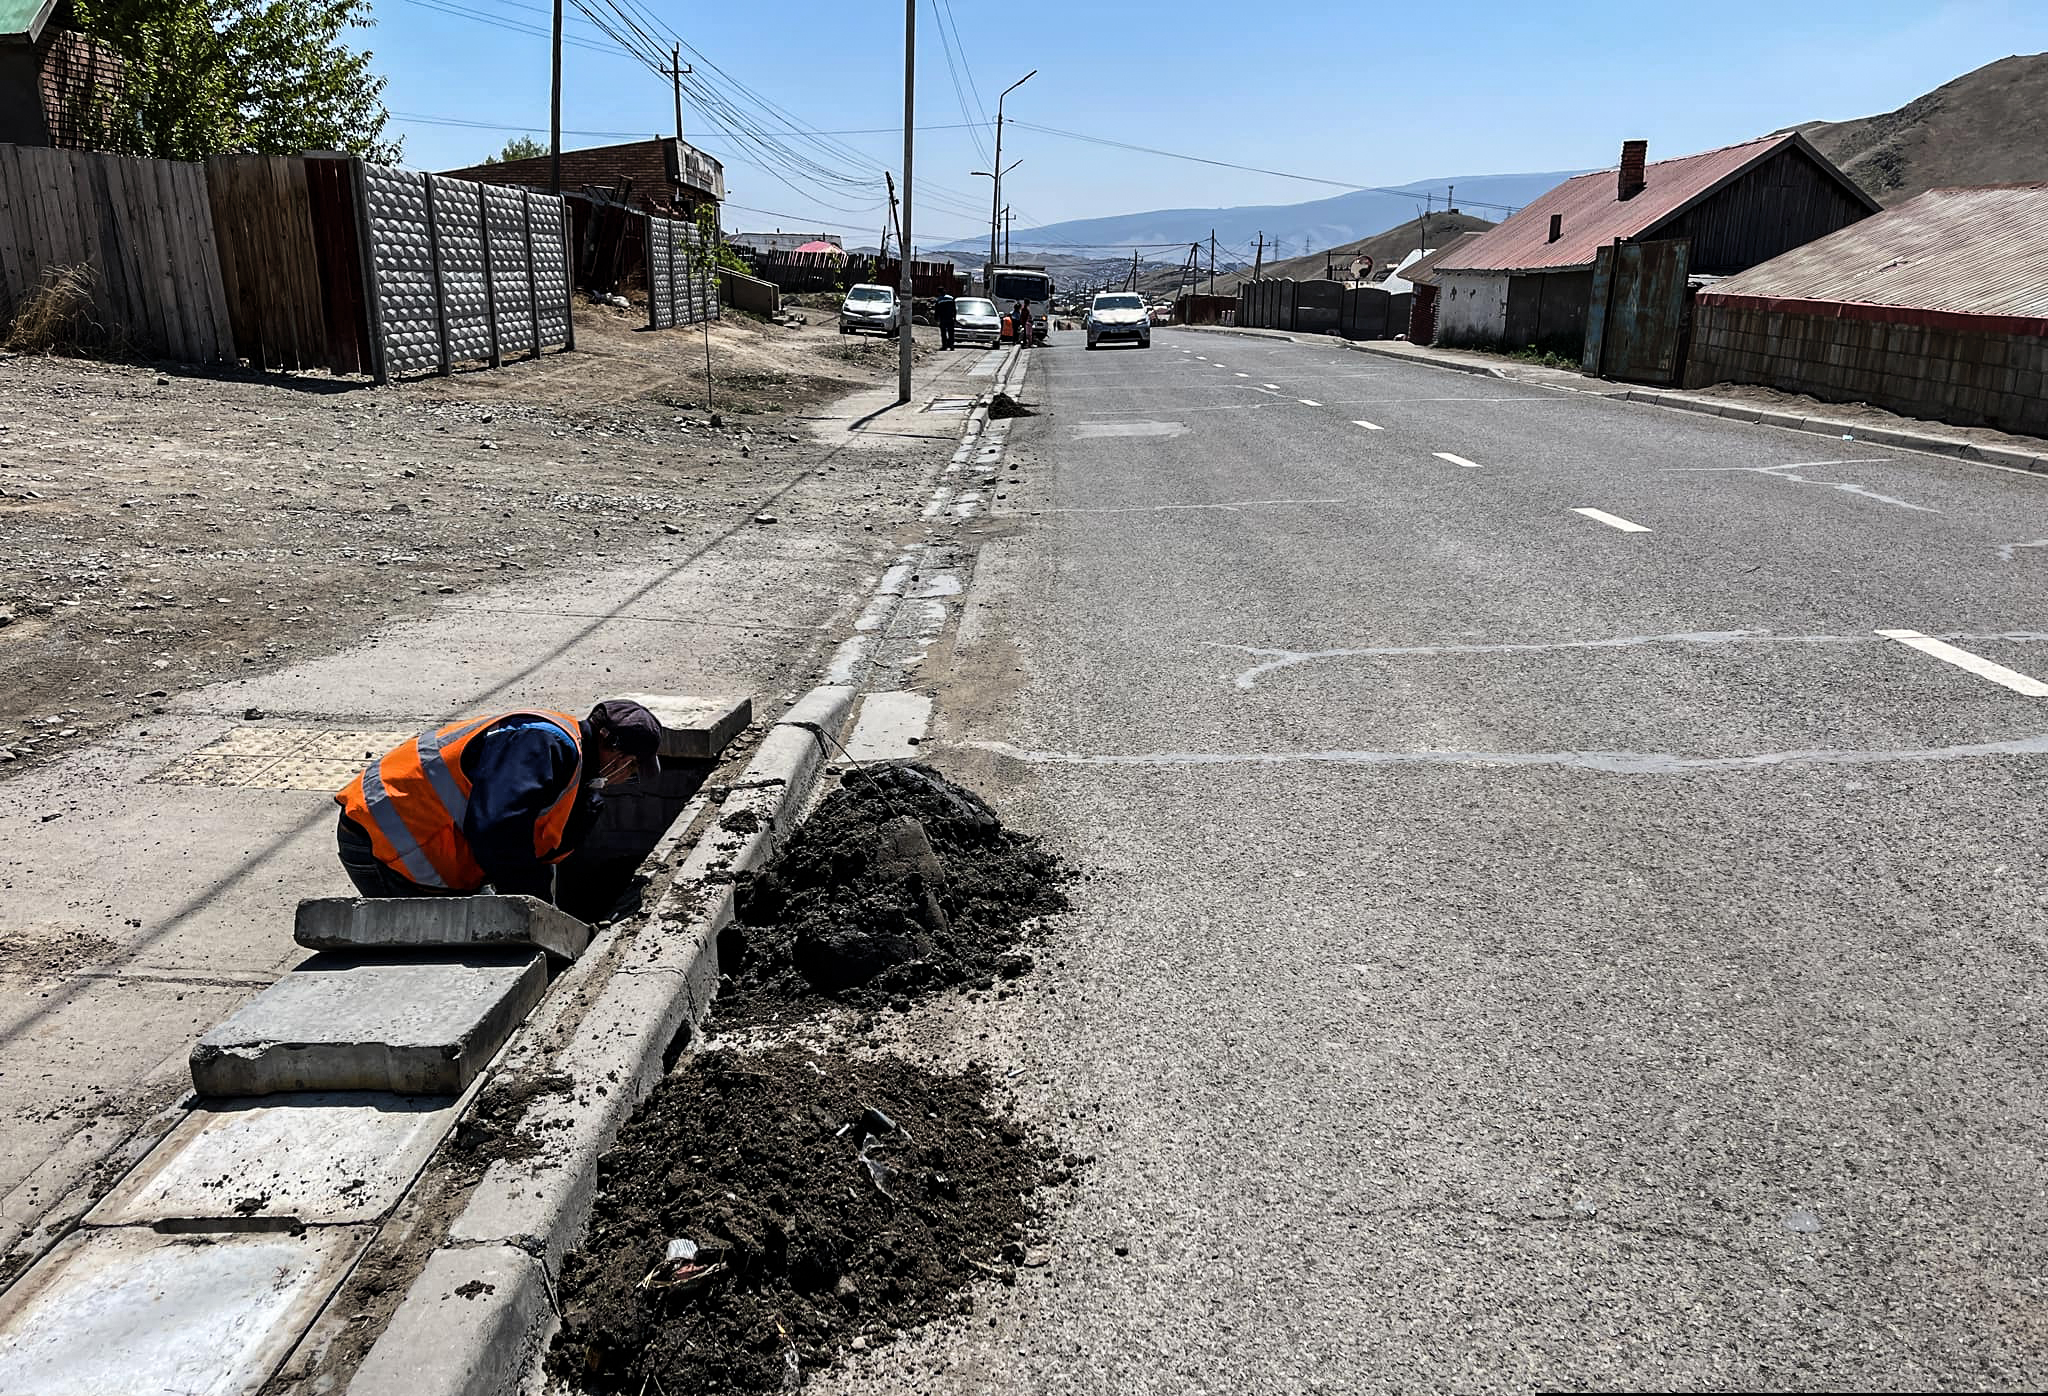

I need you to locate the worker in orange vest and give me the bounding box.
[334,699,664,901]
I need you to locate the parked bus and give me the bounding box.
[983,264,1053,343]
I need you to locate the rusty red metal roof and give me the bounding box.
[1698,182,2048,331]
[1433,133,1849,274]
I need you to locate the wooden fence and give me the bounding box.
[205,153,374,374]
[0,143,233,361]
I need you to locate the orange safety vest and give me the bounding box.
[335,709,584,892]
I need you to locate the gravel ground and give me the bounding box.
[0,304,930,777]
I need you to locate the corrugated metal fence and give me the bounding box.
[645,212,716,331]
[0,144,577,381]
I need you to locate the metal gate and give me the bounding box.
[1583,237,1690,384]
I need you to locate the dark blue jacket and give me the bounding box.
[460,716,597,898]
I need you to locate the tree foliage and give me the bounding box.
[74,0,400,163]
[481,134,547,165]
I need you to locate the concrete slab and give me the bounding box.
[189,953,546,1098]
[609,692,753,760]
[87,1090,461,1227]
[0,1224,366,1396]
[845,690,936,761]
[293,895,591,962]
[346,1244,551,1396]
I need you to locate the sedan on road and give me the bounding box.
[1086,291,1151,350]
[839,283,901,337]
[954,296,1002,347]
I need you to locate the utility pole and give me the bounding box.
[1208,230,1215,294]
[1253,231,1263,279]
[990,71,1034,283]
[883,171,900,261]
[670,45,691,142]
[549,0,562,193]
[1447,183,1455,213]
[1002,207,1013,263]
[898,0,914,403]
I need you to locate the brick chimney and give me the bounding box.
[1618,140,1648,201]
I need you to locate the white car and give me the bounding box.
[1085,291,1151,349]
[953,296,1002,347]
[840,284,901,337]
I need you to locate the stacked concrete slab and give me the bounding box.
[0,694,753,1396]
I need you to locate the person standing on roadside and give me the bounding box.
[936,291,958,350]
[1014,299,1033,348]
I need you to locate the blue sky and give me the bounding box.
[368,0,2048,245]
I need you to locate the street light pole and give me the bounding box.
[990,70,1035,285]
[898,0,914,403]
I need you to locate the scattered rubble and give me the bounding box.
[549,1045,1073,1395]
[722,764,1069,1024]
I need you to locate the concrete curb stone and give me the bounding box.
[345,1245,551,1396]
[293,895,592,962]
[1174,323,1294,342]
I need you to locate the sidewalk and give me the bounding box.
[0,342,998,1277]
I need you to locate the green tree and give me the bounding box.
[481,135,545,165]
[74,0,399,163]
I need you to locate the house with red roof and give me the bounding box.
[1430,134,1878,359]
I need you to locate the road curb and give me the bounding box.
[1335,339,1507,379]
[1620,388,2048,474]
[345,686,856,1395]
[1172,324,1294,343]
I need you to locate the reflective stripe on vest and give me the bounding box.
[417,714,494,827]
[359,757,449,889]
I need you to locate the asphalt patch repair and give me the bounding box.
[550,1045,1075,1394]
[719,763,1069,1025]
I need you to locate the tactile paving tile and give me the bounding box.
[147,728,411,791]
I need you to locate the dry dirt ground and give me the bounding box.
[0,305,931,778]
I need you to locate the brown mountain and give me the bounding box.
[1186,211,1496,298]
[1791,52,2048,204]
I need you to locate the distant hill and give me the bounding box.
[1200,211,1496,296]
[931,169,1580,260]
[1791,52,2048,203]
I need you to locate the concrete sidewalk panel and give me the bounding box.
[87,1091,461,1228]
[0,1224,366,1396]
[845,690,935,761]
[293,895,592,961]
[608,692,753,759]
[190,953,546,1098]
[345,1245,551,1396]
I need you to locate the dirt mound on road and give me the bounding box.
[723,764,1067,1022]
[550,1046,1065,1394]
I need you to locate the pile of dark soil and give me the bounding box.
[723,764,1067,1021]
[550,1046,1066,1394]
[988,391,1034,419]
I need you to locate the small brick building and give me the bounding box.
[440,137,723,218]
[0,0,124,149]
[1686,183,2048,438]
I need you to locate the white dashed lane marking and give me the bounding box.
[1878,629,2048,696]
[1298,399,1323,407]
[1351,420,1383,431]
[1573,507,1652,532]
[1433,452,1483,469]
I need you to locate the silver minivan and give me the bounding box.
[839,284,900,337]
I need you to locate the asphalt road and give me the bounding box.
[843,327,2048,1393]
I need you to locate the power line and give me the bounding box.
[1007,119,1522,213]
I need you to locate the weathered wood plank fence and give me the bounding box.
[0,143,234,361]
